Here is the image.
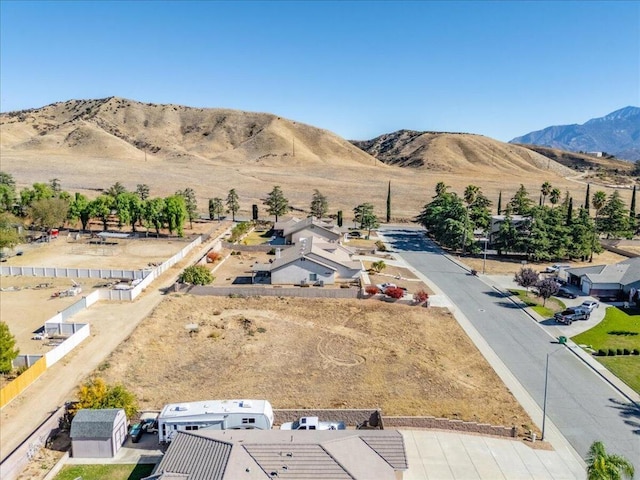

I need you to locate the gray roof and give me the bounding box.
[283,216,338,238]
[567,257,640,287]
[155,430,407,480]
[153,431,232,480]
[70,408,124,439]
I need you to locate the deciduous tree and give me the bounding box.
[514,267,539,292]
[178,188,198,229]
[209,197,224,221]
[179,265,214,285]
[536,278,559,306]
[164,195,187,237]
[76,377,138,420]
[0,321,19,374]
[310,189,328,219]
[29,197,70,231]
[0,213,22,250]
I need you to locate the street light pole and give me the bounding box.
[482,237,488,274]
[541,347,564,441]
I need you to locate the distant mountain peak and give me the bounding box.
[510,107,640,161]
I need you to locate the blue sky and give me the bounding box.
[1,1,638,141]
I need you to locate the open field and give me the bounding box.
[98,295,536,432]
[460,250,628,276]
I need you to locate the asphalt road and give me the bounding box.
[380,226,640,465]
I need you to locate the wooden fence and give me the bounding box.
[0,357,47,408]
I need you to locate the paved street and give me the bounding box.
[379,226,640,466]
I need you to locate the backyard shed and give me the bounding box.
[70,408,128,458]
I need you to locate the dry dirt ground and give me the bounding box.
[99,295,535,432]
[458,250,628,276]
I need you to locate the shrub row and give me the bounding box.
[595,348,640,357]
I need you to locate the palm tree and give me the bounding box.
[593,191,607,218]
[464,184,480,206]
[549,188,561,207]
[586,440,634,480]
[541,182,552,206]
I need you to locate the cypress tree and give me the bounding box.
[630,185,636,219]
[337,210,343,227]
[386,181,391,223]
[566,197,573,225]
[584,184,590,212]
[497,191,502,215]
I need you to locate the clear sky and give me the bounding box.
[1,0,638,142]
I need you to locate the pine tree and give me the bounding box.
[226,189,240,222]
[263,186,289,222]
[0,321,19,374]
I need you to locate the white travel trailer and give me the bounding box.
[157,399,274,443]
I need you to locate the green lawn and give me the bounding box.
[597,356,640,393]
[240,229,273,246]
[54,464,154,480]
[572,307,640,351]
[572,306,640,395]
[508,289,565,318]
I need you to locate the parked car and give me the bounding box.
[376,283,397,293]
[556,287,577,299]
[554,307,590,324]
[545,264,570,273]
[581,300,599,312]
[130,423,143,443]
[280,416,346,431]
[141,418,158,434]
[347,231,362,238]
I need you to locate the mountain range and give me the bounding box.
[509,106,640,161]
[0,97,634,218]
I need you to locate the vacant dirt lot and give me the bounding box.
[459,250,628,276]
[99,295,535,431]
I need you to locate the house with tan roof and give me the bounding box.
[144,429,408,480]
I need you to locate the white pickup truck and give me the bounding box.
[280,416,346,430]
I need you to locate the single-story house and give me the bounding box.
[252,237,362,285]
[144,429,408,480]
[70,408,128,458]
[488,215,531,244]
[564,257,640,299]
[274,216,341,244]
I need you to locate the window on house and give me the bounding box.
[242,418,256,424]
[309,273,317,281]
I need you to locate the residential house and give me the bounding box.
[564,257,640,299]
[144,429,408,480]
[70,408,128,458]
[488,215,531,244]
[252,237,362,285]
[274,216,341,245]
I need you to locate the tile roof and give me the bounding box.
[152,431,232,480]
[155,430,407,480]
[70,408,124,439]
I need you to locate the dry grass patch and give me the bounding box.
[99,295,534,431]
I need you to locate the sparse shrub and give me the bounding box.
[414,290,429,304]
[365,285,379,295]
[268,248,276,255]
[385,286,405,299]
[375,241,387,252]
[371,260,386,273]
[608,349,616,356]
[213,310,222,315]
[257,327,266,334]
[179,265,214,285]
[206,251,221,263]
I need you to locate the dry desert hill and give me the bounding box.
[1,97,634,219]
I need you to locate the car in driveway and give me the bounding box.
[554,307,590,324]
[130,423,143,443]
[545,264,570,273]
[581,300,599,312]
[556,287,577,299]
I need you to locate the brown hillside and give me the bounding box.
[351,130,575,176]
[515,144,635,173]
[2,98,636,219]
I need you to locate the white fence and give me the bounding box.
[44,323,90,367]
[0,266,151,280]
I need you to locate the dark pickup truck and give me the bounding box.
[554,307,590,325]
